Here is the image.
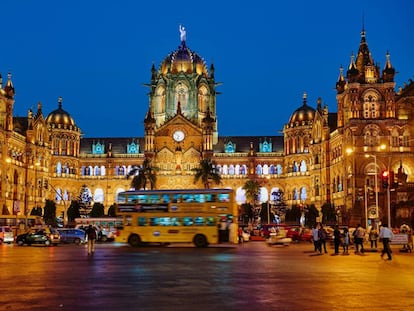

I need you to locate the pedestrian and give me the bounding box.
[238,226,244,244]
[368,225,378,249]
[342,227,350,254]
[228,219,238,244]
[354,224,365,254]
[333,225,341,255]
[379,223,394,260]
[85,225,97,255]
[319,224,328,254]
[312,224,321,253]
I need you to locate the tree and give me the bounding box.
[242,179,261,225]
[305,204,319,228]
[43,199,57,226]
[67,200,81,222]
[78,184,92,215]
[107,204,117,217]
[90,202,105,217]
[242,179,261,205]
[127,158,157,190]
[30,206,43,216]
[192,158,221,189]
[321,203,336,224]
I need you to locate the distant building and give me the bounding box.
[1,28,413,227]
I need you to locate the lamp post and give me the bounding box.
[365,154,379,229]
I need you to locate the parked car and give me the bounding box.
[0,226,14,244]
[16,229,57,246]
[57,228,86,245]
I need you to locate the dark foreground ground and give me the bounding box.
[0,241,413,311]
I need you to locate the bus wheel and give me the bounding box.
[128,234,142,247]
[193,234,208,248]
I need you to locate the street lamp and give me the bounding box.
[365,154,379,229]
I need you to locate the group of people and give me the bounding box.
[312,222,396,260]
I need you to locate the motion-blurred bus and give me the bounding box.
[115,188,238,247]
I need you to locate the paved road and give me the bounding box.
[0,241,413,311]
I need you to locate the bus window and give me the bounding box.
[182,194,194,202]
[183,217,193,226]
[217,193,230,202]
[149,195,160,203]
[194,217,204,226]
[194,194,204,203]
[138,217,146,226]
[171,217,181,226]
[172,194,181,203]
[162,194,170,203]
[149,217,159,226]
[159,217,171,226]
[206,217,216,226]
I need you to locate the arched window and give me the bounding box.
[241,165,247,175]
[256,165,262,175]
[363,92,379,119]
[300,160,307,173]
[293,188,298,200]
[235,187,246,205]
[93,188,104,203]
[228,165,235,175]
[55,188,62,202]
[300,187,307,200]
[222,165,228,175]
[262,164,269,175]
[276,164,282,175]
[56,162,62,174]
[235,164,240,175]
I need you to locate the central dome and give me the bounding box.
[288,93,315,126]
[46,97,76,128]
[160,42,208,76]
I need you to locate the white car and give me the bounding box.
[266,229,292,246]
[242,229,251,242]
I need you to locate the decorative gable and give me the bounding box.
[127,141,139,154]
[259,139,272,152]
[92,142,104,154]
[225,141,236,153]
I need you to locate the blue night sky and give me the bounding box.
[1,0,413,138]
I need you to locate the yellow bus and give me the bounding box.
[115,188,238,247]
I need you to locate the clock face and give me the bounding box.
[173,130,185,142]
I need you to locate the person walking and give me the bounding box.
[342,227,350,255]
[379,224,394,260]
[368,225,378,249]
[354,224,366,254]
[85,225,97,255]
[319,224,328,254]
[333,225,341,255]
[312,224,321,253]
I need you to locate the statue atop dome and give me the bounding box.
[179,24,186,42]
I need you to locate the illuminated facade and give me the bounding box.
[1,28,413,227]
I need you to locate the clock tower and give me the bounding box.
[143,26,218,188]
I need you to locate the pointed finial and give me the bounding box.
[58,96,63,109]
[303,92,307,105]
